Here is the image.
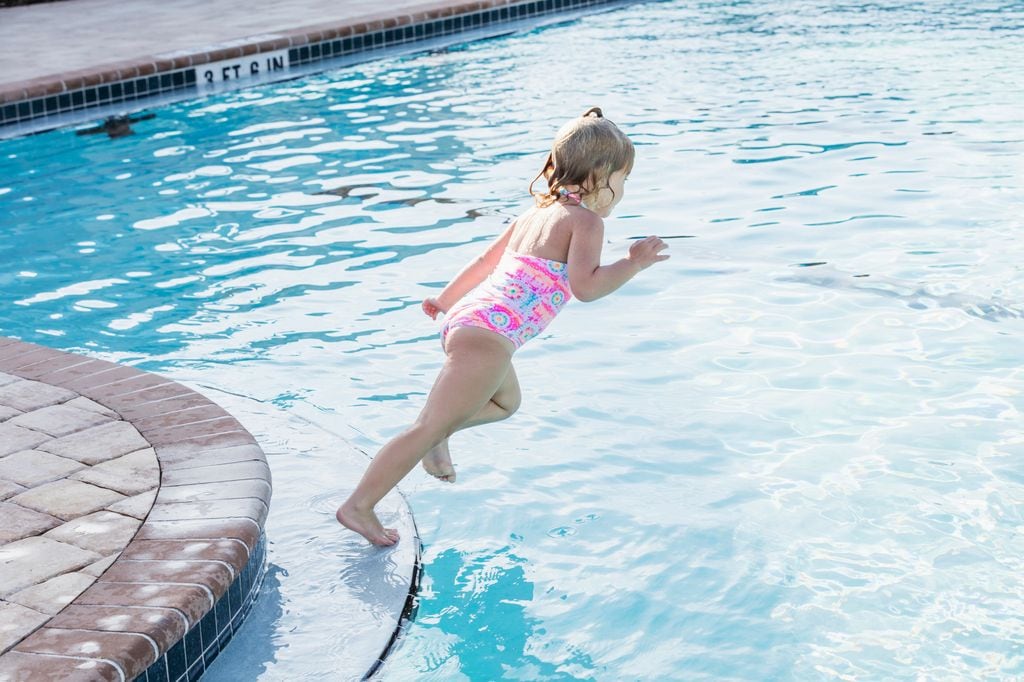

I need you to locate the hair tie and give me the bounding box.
[558,187,582,204]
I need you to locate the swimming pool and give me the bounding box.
[2,0,1023,678]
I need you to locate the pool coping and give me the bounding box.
[0,0,634,137]
[0,337,272,681]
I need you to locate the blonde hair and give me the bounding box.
[529,106,634,208]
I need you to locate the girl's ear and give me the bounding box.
[579,170,594,195]
[582,168,606,197]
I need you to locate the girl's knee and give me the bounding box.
[492,376,521,418]
[507,382,523,415]
[496,393,521,418]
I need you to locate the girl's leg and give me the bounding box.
[422,362,521,482]
[337,327,514,545]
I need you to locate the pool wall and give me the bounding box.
[0,0,633,136]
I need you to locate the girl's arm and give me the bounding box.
[567,213,668,302]
[423,220,517,318]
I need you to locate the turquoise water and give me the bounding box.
[3,0,1024,678]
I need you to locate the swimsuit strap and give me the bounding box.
[558,187,582,205]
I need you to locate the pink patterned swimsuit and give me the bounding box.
[441,250,573,350]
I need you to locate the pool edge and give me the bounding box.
[362,494,424,681]
[0,0,640,138]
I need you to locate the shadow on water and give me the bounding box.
[205,563,286,679]
[779,264,1024,323]
[383,545,595,680]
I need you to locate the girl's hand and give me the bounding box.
[627,236,671,270]
[422,297,447,320]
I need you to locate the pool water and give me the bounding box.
[2,0,1023,679]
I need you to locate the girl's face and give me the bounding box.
[588,168,629,217]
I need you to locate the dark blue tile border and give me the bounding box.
[0,68,196,127]
[140,533,268,682]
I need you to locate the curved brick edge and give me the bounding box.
[0,338,271,682]
[0,0,631,132]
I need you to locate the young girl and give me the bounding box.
[337,107,669,546]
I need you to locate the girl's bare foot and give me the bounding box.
[422,438,456,482]
[336,501,399,546]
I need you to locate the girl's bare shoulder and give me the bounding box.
[558,205,603,242]
[568,204,603,227]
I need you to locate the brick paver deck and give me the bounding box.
[0,338,271,681]
[0,373,157,650]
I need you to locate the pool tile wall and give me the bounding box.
[0,338,271,681]
[137,534,267,682]
[0,0,629,133]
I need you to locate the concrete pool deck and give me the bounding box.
[0,0,458,88]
